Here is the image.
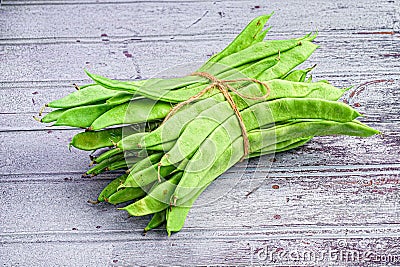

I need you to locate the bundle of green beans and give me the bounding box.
[37,14,379,235]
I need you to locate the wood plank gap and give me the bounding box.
[1,164,399,183]
[2,223,400,244]
[1,0,233,6]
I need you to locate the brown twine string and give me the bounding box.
[161,72,271,164]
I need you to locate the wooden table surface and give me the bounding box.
[1,0,399,266]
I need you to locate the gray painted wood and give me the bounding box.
[1,0,400,266]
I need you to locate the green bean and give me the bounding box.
[71,125,149,151]
[166,119,377,233]
[85,71,200,99]
[120,172,183,216]
[158,41,316,103]
[47,84,120,108]
[106,158,131,171]
[140,77,345,150]
[201,14,272,68]
[93,148,122,164]
[90,99,171,130]
[165,136,312,234]
[118,132,175,152]
[161,97,358,167]
[107,187,147,205]
[144,210,166,232]
[249,119,379,152]
[170,101,363,202]
[116,132,148,150]
[123,153,164,183]
[40,108,67,123]
[204,36,310,78]
[155,36,317,103]
[256,40,317,81]
[176,119,378,202]
[53,103,113,128]
[166,182,208,235]
[86,153,126,175]
[282,65,315,82]
[97,174,128,202]
[248,136,313,157]
[93,149,144,164]
[121,152,168,188]
[146,140,175,152]
[87,15,273,100]
[87,38,317,103]
[70,127,123,151]
[106,92,136,105]
[273,137,313,153]
[122,163,176,188]
[140,97,221,148]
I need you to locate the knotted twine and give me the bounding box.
[157,72,271,183]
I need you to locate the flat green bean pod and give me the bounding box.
[97,174,128,202]
[144,210,167,232]
[71,126,143,151]
[120,172,183,216]
[53,103,114,128]
[248,119,379,152]
[174,119,378,203]
[166,119,378,234]
[201,14,273,68]
[121,153,164,186]
[248,137,313,157]
[282,65,315,82]
[170,108,366,202]
[40,108,67,123]
[107,187,147,205]
[91,99,171,130]
[47,84,122,109]
[86,37,317,103]
[93,148,122,164]
[140,77,345,150]
[106,92,136,105]
[161,97,359,167]
[86,153,126,175]
[122,163,176,188]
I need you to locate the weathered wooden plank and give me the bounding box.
[0,0,396,42]
[1,33,399,83]
[1,235,399,266]
[1,170,399,232]
[0,121,397,174]
[1,0,399,266]
[1,78,397,129]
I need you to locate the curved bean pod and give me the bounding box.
[122,163,176,188]
[53,103,114,128]
[162,97,358,167]
[86,153,126,175]
[166,119,378,233]
[107,187,147,205]
[106,92,136,106]
[71,127,135,151]
[40,108,67,123]
[144,210,166,232]
[120,172,183,216]
[140,78,345,150]
[91,99,171,130]
[93,148,122,164]
[47,84,120,109]
[97,174,128,202]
